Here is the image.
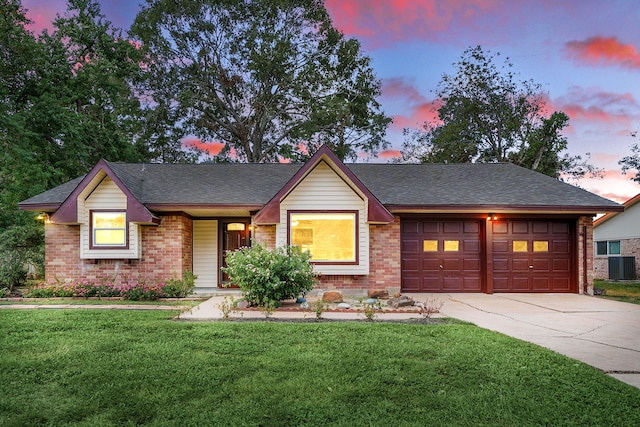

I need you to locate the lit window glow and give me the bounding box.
[290,213,356,262]
[92,212,126,246]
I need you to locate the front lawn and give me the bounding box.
[1,310,639,426]
[595,279,640,305]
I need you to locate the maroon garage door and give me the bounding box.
[492,220,574,292]
[401,220,482,292]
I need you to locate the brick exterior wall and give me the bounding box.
[577,216,594,295]
[253,225,276,249]
[45,215,193,284]
[594,237,640,280]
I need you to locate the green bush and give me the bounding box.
[222,243,314,307]
[162,271,197,297]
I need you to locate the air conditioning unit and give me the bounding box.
[608,256,636,280]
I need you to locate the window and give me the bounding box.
[91,211,127,247]
[443,240,459,252]
[423,240,438,252]
[513,241,528,252]
[290,212,356,262]
[596,240,620,256]
[533,241,549,252]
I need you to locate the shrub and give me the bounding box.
[162,271,197,297]
[222,242,314,307]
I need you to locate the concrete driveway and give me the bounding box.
[435,293,640,389]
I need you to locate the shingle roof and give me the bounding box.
[19,161,621,212]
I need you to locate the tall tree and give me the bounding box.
[401,46,599,180]
[130,0,391,162]
[0,0,156,289]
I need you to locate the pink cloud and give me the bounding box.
[181,137,225,156]
[325,0,500,47]
[554,87,638,125]
[378,149,402,159]
[382,78,442,129]
[565,37,640,70]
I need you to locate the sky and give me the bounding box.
[20,0,640,203]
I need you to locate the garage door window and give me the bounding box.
[444,240,459,251]
[423,240,438,251]
[533,241,549,252]
[513,241,528,252]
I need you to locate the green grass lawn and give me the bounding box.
[1,310,639,426]
[595,279,640,305]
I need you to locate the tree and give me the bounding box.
[401,46,599,180]
[0,0,158,289]
[619,131,640,183]
[130,0,391,162]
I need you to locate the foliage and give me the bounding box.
[217,296,238,319]
[619,131,640,183]
[222,242,314,307]
[0,221,44,290]
[400,46,601,181]
[2,312,640,426]
[162,271,197,298]
[130,0,391,162]
[22,278,195,300]
[417,298,445,319]
[0,287,9,298]
[361,299,382,321]
[311,299,326,320]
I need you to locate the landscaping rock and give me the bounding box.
[387,295,415,308]
[236,300,250,309]
[322,291,343,303]
[368,289,389,299]
[337,303,351,309]
[296,297,307,303]
[365,298,377,305]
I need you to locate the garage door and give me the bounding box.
[492,220,574,292]
[401,220,482,292]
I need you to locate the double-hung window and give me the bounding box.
[289,212,357,263]
[91,211,127,248]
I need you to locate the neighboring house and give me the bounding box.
[19,145,622,295]
[593,193,640,280]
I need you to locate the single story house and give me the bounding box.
[19,145,622,295]
[593,193,640,280]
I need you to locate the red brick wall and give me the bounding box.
[45,215,193,284]
[316,216,401,294]
[578,216,594,294]
[254,225,276,249]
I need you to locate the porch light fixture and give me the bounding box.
[36,213,50,223]
[487,213,497,221]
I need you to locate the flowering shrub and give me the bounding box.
[222,243,314,307]
[23,277,194,301]
[162,271,197,298]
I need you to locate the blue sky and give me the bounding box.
[22,0,640,202]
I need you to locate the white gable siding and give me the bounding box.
[193,220,219,289]
[277,161,369,275]
[79,177,141,259]
[594,202,640,241]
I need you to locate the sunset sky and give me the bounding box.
[21,0,640,203]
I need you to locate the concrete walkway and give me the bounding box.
[181,292,640,389]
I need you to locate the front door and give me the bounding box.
[220,220,251,286]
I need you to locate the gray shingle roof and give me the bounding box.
[19,161,621,211]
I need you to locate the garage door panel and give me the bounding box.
[463,239,480,252]
[402,239,420,253]
[402,257,420,271]
[553,259,570,272]
[401,219,482,292]
[402,221,419,234]
[422,221,438,233]
[493,240,509,252]
[512,258,530,270]
[492,220,574,293]
[532,259,549,270]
